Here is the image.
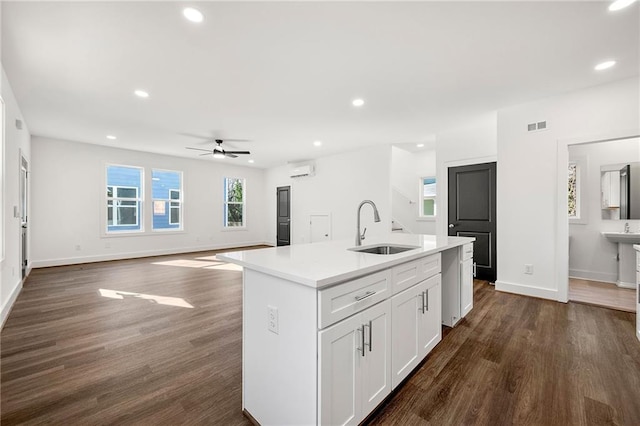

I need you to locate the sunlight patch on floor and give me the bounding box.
[204,263,243,271]
[151,259,219,268]
[98,289,194,308]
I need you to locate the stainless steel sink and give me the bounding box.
[349,244,420,255]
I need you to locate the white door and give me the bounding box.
[310,214,331,243]
[360,300,391,415]
[419,276,442,356]
[460,258,473,317]
[318,313,362,426]
[390,282,424,389]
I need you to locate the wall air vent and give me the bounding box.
[527,120,548,132]
[15,119,23,130]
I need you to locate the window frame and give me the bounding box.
[418,176,437,220]
[223,177,246,229]
[105,163,144,234]
[151,169,183,232]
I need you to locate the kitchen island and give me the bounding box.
[218,233,475,426]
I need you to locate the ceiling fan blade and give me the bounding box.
[225,151,251,155]
[180,132,212,140]
[219,138,251,142]
[199,152,213,156]
[186,147,213,152]
[225,153,238,158]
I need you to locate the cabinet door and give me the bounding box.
[419,276,442,356]
[318,314,363,426]
[361,300,392,416]
[460,258,473,317]
[391,282,425,389]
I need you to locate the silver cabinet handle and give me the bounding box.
[368,320,372,352]
[473,262,477,277]
[355,290,376,301]
[359,325,366,357]
[425,290,429,312]
[419,291,425,314]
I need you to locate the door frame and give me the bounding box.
[555,129,640,303]
[276,185,291,246]
[19,150,30,278]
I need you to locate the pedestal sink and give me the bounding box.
[602,232,640,288]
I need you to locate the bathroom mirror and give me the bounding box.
[601,162,640,220]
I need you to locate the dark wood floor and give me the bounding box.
[2,250,640,425]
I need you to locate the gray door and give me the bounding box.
[276,186,290,246]
[448,162,497,282]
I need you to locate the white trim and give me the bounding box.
[223,176,247,228]
[568,269,616,284]
[30,240,271,268]
[1,279,23,330]
[555,129,640,304]
[616,280,636,289]
[0,95,4,264]
[495,280,558,301]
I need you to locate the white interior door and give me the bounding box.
[310,213,331,243]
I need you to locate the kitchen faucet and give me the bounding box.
[356,200,381,246]
[624,222,630,233]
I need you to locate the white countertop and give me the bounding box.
[217,234,474,288]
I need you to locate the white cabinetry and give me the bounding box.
[318,300,391,425]
[602,170,621,208]
[442,243,474,327]
[391,274,441,389]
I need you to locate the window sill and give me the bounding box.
[221,227,248,232]
[569,218,588,225]
[102,230,187,238]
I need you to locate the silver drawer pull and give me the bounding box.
[355,290,376,301]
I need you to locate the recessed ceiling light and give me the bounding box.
[609,0,637,11]
[183,7,204,23]
[134,89,149,98]
[416,143,424,148]
[248,159,255,164]
[313,140,322,147]
[594,60,616,71]
[106,135,117,140]
[352,98,365,107]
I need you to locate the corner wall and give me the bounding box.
[264,145,392,246]
[496,77,640,300]
[30,137,267,266]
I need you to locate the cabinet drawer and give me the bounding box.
[318,270,391,329]
[392,254,441,295]
[462,243,473,261]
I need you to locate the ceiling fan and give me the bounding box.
[186,138,251,159]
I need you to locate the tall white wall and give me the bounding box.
[435,112,498,236]
[390,146,437,234]
[264,145,391,246]
[1,66,31,326]
[30,137,267,266]
[496,77,640,300]
[569,138,640,283]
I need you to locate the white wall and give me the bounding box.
[497,77,640,300]
[390,146,437,234]
[569,138,640,283]
[435,112,498,236]
[1,66,31,326]
[30,137,267,266]
[264,145,392,246]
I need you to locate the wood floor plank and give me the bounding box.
[2,250,640,425]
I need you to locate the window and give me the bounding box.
[106,165,143,232]
[421,177,437,217]
[224,177,245,227]
[152,169,183,230]
[568,163,578,218]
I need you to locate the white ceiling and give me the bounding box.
[2,1,639,168]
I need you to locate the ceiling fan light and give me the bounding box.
[213,152,225,159]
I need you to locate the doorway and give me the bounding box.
[276,186,290,246]
[20,154,28,278]
[448,162,497,282]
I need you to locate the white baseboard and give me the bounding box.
[31,241,272,268]
[569,269,616,284]
[494,280,559,301]
[1,279,23,330]
[616,280,636,289]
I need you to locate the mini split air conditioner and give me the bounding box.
[289,164,315,178]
